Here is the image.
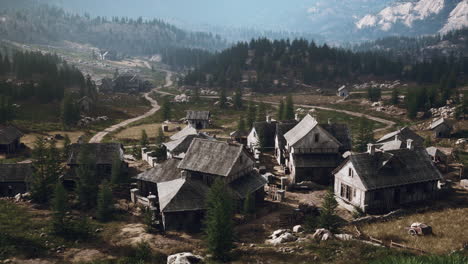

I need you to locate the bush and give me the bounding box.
[370,254,468,264]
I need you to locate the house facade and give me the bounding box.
[429,118,452,138]
[283,115,351,184]
[0,163,32,197]
[186,111,211,129]
[247,116,277,153]
[0,125,23,154]
[337,85,349,97]
[333,143,442,214]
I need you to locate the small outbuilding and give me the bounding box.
[429,118,452,138]
[0,125,23,154]
[186,111,211,129]
[337,85,349,97]
[0,163,32,197]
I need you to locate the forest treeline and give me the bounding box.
[0,4,225,68]
[182,37,468,93]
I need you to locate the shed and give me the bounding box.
[186,111,211,129]
[337,85,349,97]
[0,163,32,197]
[429,118,452,138]
[0,125,23,154]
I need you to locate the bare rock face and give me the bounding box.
[167,252,204,264]
[266,229,297,245]
[312,228,333,241]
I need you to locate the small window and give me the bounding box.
[314,133,320,143]
[348,168,354,177]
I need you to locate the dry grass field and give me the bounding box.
[358,186,468,254]
[22,131,86,149]
[112,123,180,142]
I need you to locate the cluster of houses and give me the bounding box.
[0,109,458,231]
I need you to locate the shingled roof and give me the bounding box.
[164,133,213,154]
[186,111,210,120]
[0,125,23,145]
[134,159,181,184]
[0,163,32,183]
[252,121,278,148]
[344,148,442,190]
[157,178,209,213]
[284,114,319,146]
[276,121,299,150]
[322,123,352,151]
[377,127,424,146]
[429,118,451,130]
[67,143,123,165]
[228,172,267,199]
[178,139,245,177]
[170,126,198,141]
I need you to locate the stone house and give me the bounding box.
[186,111,211,129]
[283,114,351,184]
[0,125,23,154]
[0,163,32,197]
[247,116,277,153]
[333,143,442,214]
[429,118,452,138]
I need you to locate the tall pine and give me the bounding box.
[284,95,295,120]
[51,181,68,234]
[97,180,114,222]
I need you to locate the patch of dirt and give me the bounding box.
[64,248,111,263]
[112,224,201,255]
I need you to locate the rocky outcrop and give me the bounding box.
[167,252,204,264]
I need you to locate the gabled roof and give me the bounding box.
[276,121,299,150]
[252,121,278,148]
[0,163,32,183]
[178,139,245,177]
[157,178,209,213]
[338,85,347,92]
[284,114,319,146]
[344,148,442,190]
[426,147,447,158]
[134,159,181,184]
[321,123,352,151]
[67,143,123,165]
[0,125,23,145]
[429,118,451,130]
[377,127,424,146]
[186,110,210,120]
[228,172,267,199]
[164,133,213,154]
[378,140,405,151]
[170,126,198,141]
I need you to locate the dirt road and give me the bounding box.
[89,71,173,143]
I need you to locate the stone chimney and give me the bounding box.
[367,143,375,155]
[394,135,399,142]
[266,115,272,124]
[407,139,414,150]
[295,113,300,121]
[328,118,332,125]
[181,170,189,179]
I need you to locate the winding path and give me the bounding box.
[89,70,173,143]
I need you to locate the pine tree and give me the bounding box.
[76,146,98,209]
[193,86,200,103]
[161,97,172,120]
[62,134,71,160]
[318,188,339,232]
[354,116,374,152]
[111,154,125,185]
[256,102,267,122]
[219,87,227,109]
[243,193,256,215]
[284,95,295,120]
[391,89,399,105]
[0,96,15,124]
[233,87,243,109]
[156,126,165,145]
[140,129,149,149]
[237,117,246,134]
[277,99,285,121]
[246,102,257,129]
[205,178,234,261]
[51,181,68,234]
[61,95,79,128]
[97,180,114,222]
